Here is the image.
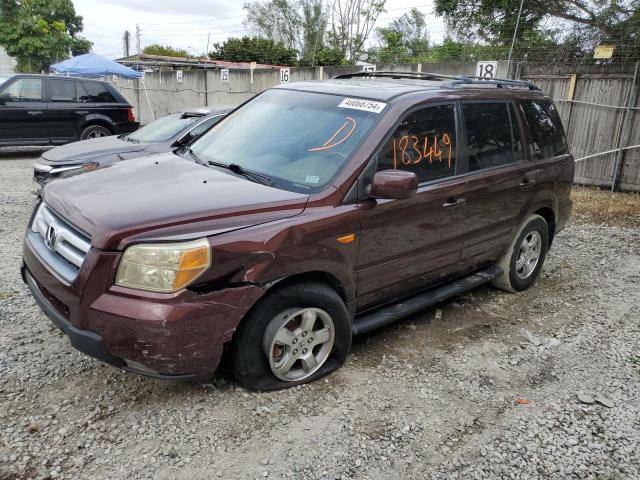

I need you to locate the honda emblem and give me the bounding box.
[45,225,57,250]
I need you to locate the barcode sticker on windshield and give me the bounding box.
[338,98,387,114]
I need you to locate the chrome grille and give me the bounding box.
[29,203,91,282]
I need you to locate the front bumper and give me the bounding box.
[22,239,266,380]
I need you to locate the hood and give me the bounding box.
[43,153,309,250]
[41,136,149,164]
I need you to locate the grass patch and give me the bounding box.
[571,186,640,227]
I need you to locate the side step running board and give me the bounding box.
[351,265,503,335]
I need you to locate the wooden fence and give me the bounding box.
[520,63,640,192]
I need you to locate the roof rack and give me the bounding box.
[332,70,539,91]
[444,75,540,91]
[332,71,459,81]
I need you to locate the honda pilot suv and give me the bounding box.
[22,72,574,391]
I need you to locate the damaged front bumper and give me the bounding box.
[22,243,266,380]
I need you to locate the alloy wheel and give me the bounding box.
[264,307,335,382]
[515,231,542,280]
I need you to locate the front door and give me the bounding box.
[0,77,48,146]
[356,103,467,309]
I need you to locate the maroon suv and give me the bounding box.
[22,72,574,390]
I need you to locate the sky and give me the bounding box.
[73,0,447,59]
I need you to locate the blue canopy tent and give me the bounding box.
[50,53,142,79]
[50,53,154,119]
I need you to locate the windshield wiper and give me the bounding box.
[182,147,207,166]
[207,160,273,186]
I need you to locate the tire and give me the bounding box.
[230,282,352,391]
[80,125,111,140]
[491,214,549,293]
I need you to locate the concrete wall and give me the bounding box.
[111,61,509,125]
[0,47,16,75]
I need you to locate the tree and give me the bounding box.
[434,0,640,60]
[244,0,301,50]
[315,46,346,65]
[327,0,386,61]
[390,8,429,57]
[143,44,191,58]
[244,0,328,65]
[299,0,327,65]
[209,36,298,65]
[376,29,408,63]
[0,0,92,73]
[375,7,429,63]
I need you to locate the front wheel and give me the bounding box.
[230,282,352,391]
[492,214,549,293]
[80,125,111,140]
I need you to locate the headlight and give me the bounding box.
[115,238,211,292]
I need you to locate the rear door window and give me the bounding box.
[520,99,568,159]
[378,104,457,183]
[463,103,516,171]
[0,78,43,102]
[81,81,117,103]
[50,79,78,102]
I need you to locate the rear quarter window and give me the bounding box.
[520,99,568,159]
[81,81,117,103]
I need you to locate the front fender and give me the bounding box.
[202,205,360,303]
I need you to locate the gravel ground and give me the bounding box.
[1,155,639,480]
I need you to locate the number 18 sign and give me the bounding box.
[476,61,498,79]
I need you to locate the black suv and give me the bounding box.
[0,74,139,147]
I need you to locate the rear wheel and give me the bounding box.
[492,214,549,292]
[80,125,111,140]
[230,282,351,391]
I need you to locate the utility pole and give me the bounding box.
[206,32,211,58]
[136,24,141,55]
[123,30,131,58]
[507,0,525,79]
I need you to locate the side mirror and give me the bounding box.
[0,93,10,105]
[370,170,418,200]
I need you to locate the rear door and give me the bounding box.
[519,99,573,220]
[457,101,536,269]
[356,103,468,309]
[0,77,48,145]
[47,78,90,144]
[81,80,127,127]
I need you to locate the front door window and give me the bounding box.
[378,104,457,183]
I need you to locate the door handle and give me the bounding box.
[27,111,43,116]
[442,197,466,208]
[75,110,89,115]
[519,178,536,189]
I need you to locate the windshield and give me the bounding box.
[127,113,203,143]
[189,89,384,193]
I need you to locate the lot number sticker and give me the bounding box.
[176,70,183,83]
[362,65,376,73]
[221,69,229,83]
[280,68,290,83]
[476,61,497,78]
[338,98,387,114]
